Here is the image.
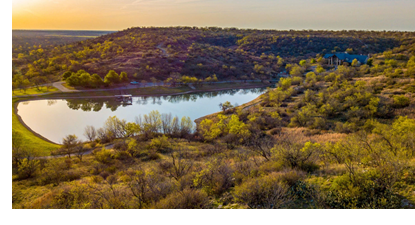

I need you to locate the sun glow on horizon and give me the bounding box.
[12,0,415,31]
[12,0,35,12]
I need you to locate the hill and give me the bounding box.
[12,27,415,88]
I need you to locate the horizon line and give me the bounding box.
[11,26,415,32]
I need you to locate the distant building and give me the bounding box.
[324,52,369,66]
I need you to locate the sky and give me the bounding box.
[11,0,415,31]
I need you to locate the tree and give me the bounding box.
[104,116,127,139]
[18,154,40,179]
[199,119,222,142]
[299,60,307,67]
[150,135,170,152]
[316,65,325,74]
[104,70,120,85]
[62,71,72,80]
[159,148,193,181]
[79,72,92,87]
[180,116,194,138]
[12,130,25,168]
[120,72,129,83]
[20,79,31,93]
[91,74,104,88]
[212,74,218,82]
[351,59,359,67]
[219,101,234,113]
[243,130,275,161]
[61,134,81,158]
[32,76,46,91]
[305,72,317,87]
[84,125,97,142]
[278,77,292,91]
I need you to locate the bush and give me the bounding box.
[149,135,171,153]
[193,160,234,197]
[233,173,292,209]
[94,149,114,164]
[325,173,402,209]
[153,189,210,209]
[392,95,410,108]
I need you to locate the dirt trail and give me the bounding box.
[157,43,169,57]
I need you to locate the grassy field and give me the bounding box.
[12,86,59,97]
[12,98,61,156]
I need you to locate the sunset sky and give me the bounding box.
[12,0,415,31]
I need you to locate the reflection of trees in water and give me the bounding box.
[47,100,57,106]
[63,88,267,112]
[66,98,120,112]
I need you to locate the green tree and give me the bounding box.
[278,77,292,91]
[120,72,129,83]
[91,74,104,88]
[104,70,120,85]
[219,101,234,113]
[351,59,359,67]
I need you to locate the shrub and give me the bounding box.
[325,173,402,209]
[153,189,210,209]
[94,148,114,164]
[149,135,171,153]
[273,141,321,172]
[392,95,410,108]
[193,160,235,197]
[233,173,292,209]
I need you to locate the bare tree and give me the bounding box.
[243,130,275,161]
[84,125,97,142]
[161,113,172,135]
[74,145,86,162]
[159,148,193,181]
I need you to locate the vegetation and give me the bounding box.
[12,98,60,155]
[12,27,415,209]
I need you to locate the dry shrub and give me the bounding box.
[274,127,313,145]
[153,189,210,209]
[194,159,235,197]
[233,173,292,209]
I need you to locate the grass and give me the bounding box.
[12,86,59,97]
[12,98,61,156]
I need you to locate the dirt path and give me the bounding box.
[53,81,78,92]
[157,43,169,57]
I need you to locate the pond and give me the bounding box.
[17,88,267,144]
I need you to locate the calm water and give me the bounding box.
[17,88,266,143]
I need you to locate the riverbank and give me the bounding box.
[17,82,270,99]
[13,82,270,156]
[12,98,61,156]
[194,91,265,125]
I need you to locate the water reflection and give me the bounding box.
[17,87,267,143]
[64,88,266,112]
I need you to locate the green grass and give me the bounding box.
[12,86,59,96]
[12,98,61,156]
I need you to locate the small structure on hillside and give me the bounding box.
[324,52,368,66]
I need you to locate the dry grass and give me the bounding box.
[274,127,347,144]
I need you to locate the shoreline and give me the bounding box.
[15,83,270,100]
[13,99,61,146]
[13,83,270,147]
